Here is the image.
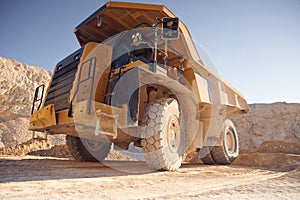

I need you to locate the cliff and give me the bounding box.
[231,102,300,150]
[0,57,51,147]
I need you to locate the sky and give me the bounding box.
[1,0,300,104]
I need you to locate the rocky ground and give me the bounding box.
[0,57,299,199]
[0,136,299,199]
[0,154,299,200]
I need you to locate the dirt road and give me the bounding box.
[0,156,299,200]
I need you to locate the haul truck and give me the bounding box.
[29,1,249,171]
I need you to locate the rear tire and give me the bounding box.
[141,98,185,171]
[66,135,112,162]
[199,119,239,164]
[199,146,216,164]
[211,119,239,164]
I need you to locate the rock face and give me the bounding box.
[231,103,300,150]
[0,57,51,147]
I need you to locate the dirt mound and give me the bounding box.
[233,153,300,171]
[254,140,300,154]
[0,139,53,156]
[183,140,300,171]
[233,140,300,171]
[27,145,72,158]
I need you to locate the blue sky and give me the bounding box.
[1,0,299,103]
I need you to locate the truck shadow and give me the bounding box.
[0,157,155,183]
[0,156,293,184]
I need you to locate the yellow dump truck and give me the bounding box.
[29,1,249,171]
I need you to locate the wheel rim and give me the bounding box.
[225,129,236,154]
[167,115,180,153]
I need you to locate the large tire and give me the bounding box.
[199,146,216,164]
[211,119,239,164]
[141,98,185,171]
[66,135,112,162]
[199,120,239,164]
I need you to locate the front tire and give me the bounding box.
[141,98,185,171]
[66,135,112,162]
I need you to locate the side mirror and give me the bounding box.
[162,17,179,39]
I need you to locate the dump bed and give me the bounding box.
[74,2,178,45]
[74,1,249,114]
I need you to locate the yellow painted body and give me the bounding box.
[29,1,249,148]
[29,104,56,129]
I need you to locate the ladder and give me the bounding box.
[69,56,97,116]
[104,66,125,105]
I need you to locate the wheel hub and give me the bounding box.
[225,129,235,154]
[167,116,180,153]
